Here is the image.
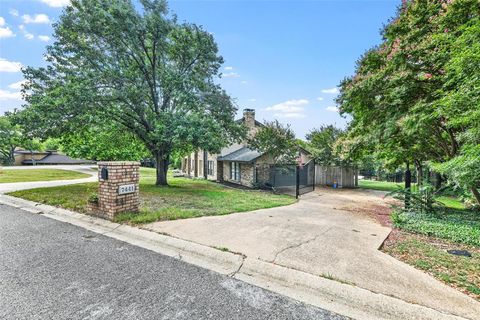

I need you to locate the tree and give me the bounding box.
[305,125,344,165]
[433,17,480,203]
[0,114,42,166]
[338,0,480,204]
[22,0,243,185]
[0,116,23,165]
[248,120,297,164]
[58,124,150,161]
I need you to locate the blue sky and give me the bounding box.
[0,0,399,139]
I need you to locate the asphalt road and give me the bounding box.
[0,204,347,320]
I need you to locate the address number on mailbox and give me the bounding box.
[118,184,136,195]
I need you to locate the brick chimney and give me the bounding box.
[243,108,255,130]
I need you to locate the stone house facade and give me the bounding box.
[181,109,310,188]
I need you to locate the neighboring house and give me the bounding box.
[181,109,311,188]
[14,149,94,166]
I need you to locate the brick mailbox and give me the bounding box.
[88,161,140,220]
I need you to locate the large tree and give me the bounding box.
[21,0,243,185]
[338,0,480,204]
[305,125,344,165]
[248,120,297,164]
[0,115,23,165]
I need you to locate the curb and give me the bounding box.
[0,194,473,320]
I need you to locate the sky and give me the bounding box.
[0,0,400,139]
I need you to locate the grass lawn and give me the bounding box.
[9,168,296,224]
[358,179,405,192]
[383,231,480,300]
[0,169,90,183]
[359,179,466,210]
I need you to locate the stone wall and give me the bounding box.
[90,161,140,220]
[222,161,255,187]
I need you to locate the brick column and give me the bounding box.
[92,161,140,220]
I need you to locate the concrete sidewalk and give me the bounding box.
[146,188,480,320]
[0,165,97,193]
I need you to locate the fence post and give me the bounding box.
[296,165,300,199]
[312,160,316,191]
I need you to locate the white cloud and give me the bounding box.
[321,87,339,94]
[18,25,34,40]
[0,89,22,100]
[22,14,50,24]
[274,112,306,119]
[223,72,239,78]
[266,99,309,113]
[9,9,19,17]
[8,80,27,90]
[0,17,5,26]
[0,58,22,72]
[317,97,324,101]
[40,0,70,7]
[248,98,256,102]
[241,80,247,84]
[267,99,309,119]
[0,27,15,38]
[224,66,233,70]
[38,35,50,42]
[325,106,339,112]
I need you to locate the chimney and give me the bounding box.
[243,108,255,130]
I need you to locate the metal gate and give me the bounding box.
[257,160,315,198]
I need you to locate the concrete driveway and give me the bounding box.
[0,165,97,194]
[146,188,480,319]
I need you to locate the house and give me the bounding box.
[181,109,311,188]
[14,149,94,166]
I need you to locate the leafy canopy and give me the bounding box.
[21,0,243,185]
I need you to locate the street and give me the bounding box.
[0,203,346,320]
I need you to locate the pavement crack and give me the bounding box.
[271,227,332,263]
[101,224,122,236]
[229,256,245,278]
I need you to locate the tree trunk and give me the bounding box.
[434,172,442,190]
[405,163,411,209]
[154,150,169,186]
[415,161,423,188]
[471,187,480,206]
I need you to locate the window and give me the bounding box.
[207,160,214,176]
[230,162,241,181]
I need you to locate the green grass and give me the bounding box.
[383,232,480,300]
[392,209,480,247]
[358,179,405,192]
[436,196,466,210]
[359,180,465,210]
[0,169,90,183]
[9,168,296,224]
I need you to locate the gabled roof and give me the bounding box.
[22,153,94,165]
[217,146,264,162]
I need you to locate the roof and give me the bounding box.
[22,153,94,165]
[217,146,264,162]
[14,150,50,155]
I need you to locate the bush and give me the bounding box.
[87,193,98,204]
[393,210,480,247]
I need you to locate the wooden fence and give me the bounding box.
[315,165,358,188]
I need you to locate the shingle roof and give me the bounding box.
[217,147,263,162]
[22,154,94,165]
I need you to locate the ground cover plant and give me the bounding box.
[0,169,89,183]
[383,231,480,300]
[9,168,296,224]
